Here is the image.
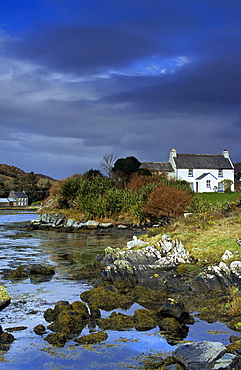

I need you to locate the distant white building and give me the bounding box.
[141,149,234,193]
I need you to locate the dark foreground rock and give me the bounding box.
[3,264,55,282]
[0,325,15,351]
[172,341,240,370]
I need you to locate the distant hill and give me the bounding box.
[0,164,56,202]
[0,164,55,183]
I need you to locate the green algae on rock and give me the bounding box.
[0,285,11,309]
[74,331,108,345]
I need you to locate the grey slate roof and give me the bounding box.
[174,154,233,169]
[141,162,174,172]
[12,192,28,198]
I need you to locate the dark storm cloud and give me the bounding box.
[3,25,159,74]
[0,0,240,178]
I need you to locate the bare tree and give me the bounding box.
[99,153,117,178]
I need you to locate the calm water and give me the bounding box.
[0,210,238,369]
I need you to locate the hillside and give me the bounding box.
[0,163,56,204]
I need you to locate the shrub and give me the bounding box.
[143,184,193,220]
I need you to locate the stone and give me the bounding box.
[74,331,108,344]
[157,298,186,320]
[86,220,99,228]
[34,324,47,335]
[44,332,66,347]
[126,235,147,249]
[211,353,239,369]
[221,250,234,260]
[0,286,11,310]
[172,341,227,370]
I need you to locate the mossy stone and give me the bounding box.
[80,286,133,310]
[226,339,241,354]
[34,324,46,335]
[44,332,66,347]
[134,308,156,331]
[98,312,135,331]
[74,331,108,345]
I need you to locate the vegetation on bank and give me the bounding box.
[142,197,241,266]
[41,169,194,224]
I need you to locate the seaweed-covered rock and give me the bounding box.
[30,264,55,275]
[134,309,156,331]
[34,324,47,335]
[0,326,15,350]
[0,286,11,310]
[44,332,66,347]
[74,331,108,344]
[44,300,90,342]
[44,300,71,322]
[226,339,241,354]
[80,286,133,311]
[98,312,136,331]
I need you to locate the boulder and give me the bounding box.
[74,331,108,344]
[0,286,11,310]
[172,341,238,370]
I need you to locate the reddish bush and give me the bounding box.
[126,173,159,190]
[143,184,193,219]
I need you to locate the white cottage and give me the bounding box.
[141,149,234,193]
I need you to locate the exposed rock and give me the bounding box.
[172,341,240,370]
[157,298,186,320]
[221,250,234,260]
[86,220,99,229]
[80,285,133,311]
[0,326,15,350]
[34,324,47,335]
[191,261,241,292]
[44,332,66,347]
[0,286,11,310]
[74,331,108,345]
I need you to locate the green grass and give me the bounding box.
[195,192,241,205]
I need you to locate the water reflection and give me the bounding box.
[0,212,239,370]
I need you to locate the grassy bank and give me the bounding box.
[142,197,241,266]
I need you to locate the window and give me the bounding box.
[188,169,193,177]
[206,180,211,188]
[218,169,223,177]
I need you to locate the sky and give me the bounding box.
[0,0,240,179]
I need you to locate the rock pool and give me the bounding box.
[0,210,238,369]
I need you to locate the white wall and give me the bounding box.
[176,168,234,193]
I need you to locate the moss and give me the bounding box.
[134,309,156,331]
[80,286,133,310]
[74,331,108,345]
[74,261,102,280]
[44,332,66,347]
[34,324,46,335]
[70,301,90,319]
[98,312,136,331]
[226,339,241,354]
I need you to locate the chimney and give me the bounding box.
[222,149,229,159]
[169,148,177,167]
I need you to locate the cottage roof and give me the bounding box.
[0,198,10,203]
[174,154,233,169]
[12,192,28,198]
[140,162,174,172]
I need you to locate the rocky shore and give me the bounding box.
[2,212,241,368]
[30,212,156,230]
